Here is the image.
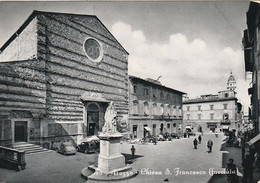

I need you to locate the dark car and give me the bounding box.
[157,134,166,141]
[163,133,172,141]
[142,135,157,143]
[57,142,77,155]
[76,141,100,154]
[170,133,180,139]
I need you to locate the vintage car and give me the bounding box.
[170,133,180,139]
[76,136,100,154]
[56,142,76,155]
[162,132,172,141]
[143,135,157,143]
[156,134,166,141]
[76,141,99,154]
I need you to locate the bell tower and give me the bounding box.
[227,72,236,91]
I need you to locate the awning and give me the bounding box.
[247,134,260,146]
[144,127,151,131]
[222,125,229,130]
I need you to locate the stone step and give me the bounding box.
[12,143,52,154]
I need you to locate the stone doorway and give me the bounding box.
[87,103,100,136]
[14,121,28,142]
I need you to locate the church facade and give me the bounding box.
[0,11,129,146]
[182,73,243,133]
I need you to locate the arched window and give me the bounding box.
[160,104,164,115]
[172,105,177,116]
[165,104,170,115]
[152,103,157,115]
[132,100,139,115]
[143,101,149,115]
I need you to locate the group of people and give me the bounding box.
[193,135,213,153]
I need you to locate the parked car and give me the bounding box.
[163,133,172,141]
[76,141,100,154]
[170,133,180,139]
[143,135,157,143]
[157,134,166,141]
[56,142,76,155]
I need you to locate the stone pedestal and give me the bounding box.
[81,132,138,181]
[97,133,125,174]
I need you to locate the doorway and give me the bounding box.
[87,103,100,136]
[160,123,164,134]
[15,121,28,142]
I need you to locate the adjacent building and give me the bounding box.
[0,11,129,146]
[128,76,186,139]
[183,73,242,133]
[243,1,260,146]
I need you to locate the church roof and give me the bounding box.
[0,10,128,54]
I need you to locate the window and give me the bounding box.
[198,114,201,120]
[210,113,214,120]
[160,92,164,100]
[152,103,157,115]
[132,100,139,115]
[167,94,170,101]
[225,93,229,98]
[144,101,149,115]
[133,85,137,94]
[143,88,149,97]
[198,105,201,111]
[223,114,229,121]
[223,104,228,109]
[187,106,190,111]
[210,105,214,110]
[167,124,170,128]
[173,123,176,127]
[84,37,103,62]
[187,114,190,120]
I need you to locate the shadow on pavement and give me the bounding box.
[122,153,144,164]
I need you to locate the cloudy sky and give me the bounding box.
[0,1,251,112]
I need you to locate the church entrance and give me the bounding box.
[14,121,28,142]
[87,103,100,136]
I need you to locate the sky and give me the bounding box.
[0,1,251,113]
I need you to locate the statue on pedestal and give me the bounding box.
[102,102,117,133]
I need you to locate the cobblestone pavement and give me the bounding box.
[0,133,239,183]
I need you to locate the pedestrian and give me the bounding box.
[198,135,202,144]
[193,138,198,149]
[226,158,238,183]
[242,154,254,183]
[215,131,218,138]
[207,139,213,153]
[254,151,260,172]
[131,145,136,159]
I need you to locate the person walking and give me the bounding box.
[242,154,254,183]
[207,139,213,153]
[131,145,136,159]
[193,138,198,149]
[198,135,202,144]
[226,158,238,183]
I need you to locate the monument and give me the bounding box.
[81,102,138,181]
